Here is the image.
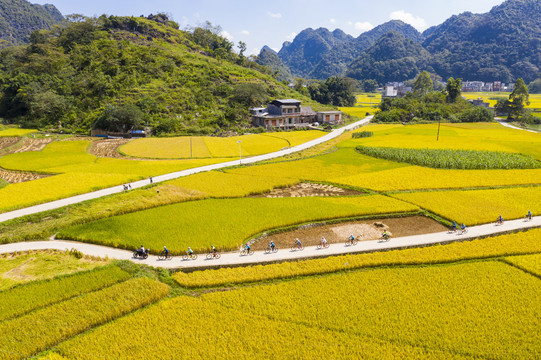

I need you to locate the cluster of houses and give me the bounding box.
[250,99,342,129]
[461,81,514,92]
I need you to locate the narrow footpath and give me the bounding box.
[1,217,538,270]
[0,117,372,224]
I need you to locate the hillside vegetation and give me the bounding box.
[0,0,63,46]
[0,15,325,135]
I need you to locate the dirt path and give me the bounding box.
[250,216,447,250]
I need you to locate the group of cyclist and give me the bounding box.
[158,211,536,259]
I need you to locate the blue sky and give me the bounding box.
[33,0,504,55]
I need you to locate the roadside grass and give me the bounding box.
[57,195,419,253]
[0,250,109,291]
[391,186,540,225]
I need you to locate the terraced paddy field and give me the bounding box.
[119,131,324,159]
[4,228,537,360]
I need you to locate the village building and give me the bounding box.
[382,82,412,99]
[251,99,342,129]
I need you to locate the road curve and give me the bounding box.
[0,117,372,224]
[496,119,539,133]
[1,217,538,270]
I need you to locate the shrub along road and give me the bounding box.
[0,117,372,224]
[0,217,538,269]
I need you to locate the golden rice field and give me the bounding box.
[355,123,541,159]
[505,253,541,277]
[0,140,228,213]
[173,229,541,288]
[0,127,37,137]
[58,195,419,253]
[0,277,169,360]
[48,260,541,359]
[462,92,541,109]
[354,92,382,106]
[202,261,540,359]
[0,251,109,291]
[119,131,324,159]
[392,186,540,225]
[168,170,298,198]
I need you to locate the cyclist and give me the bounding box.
[382,230,390,240]
[186,247,194,256]
[244,243,251,252]
[450,221,457,231]
[527,210,532,220]
[211,245,218,255]
[163,246,169,256]
[497,215,504,224]
[348,234,355,242]
[270,241,276,251]
[321,236,328,246]
[460,223,467,233]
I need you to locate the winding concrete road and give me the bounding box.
[1,217,538,269]
[0,117,372,224]
[496,119,539,133]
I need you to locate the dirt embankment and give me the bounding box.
[0,137,20,152]
[12,138,54,153]
[250,216,448,250]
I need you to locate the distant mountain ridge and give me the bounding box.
[261,0,540,83]
[0,0,63,46]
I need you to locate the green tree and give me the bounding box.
[507,78,530,119]
[308,77,356,107]
[528,78,541,94]
[93,104,144,132]
[446,77,462,103]
[362,79,378,93]
[413,71,433,96]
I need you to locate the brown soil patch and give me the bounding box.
[252,183,362,198]
[89,139,135,159]
[0,137,20,151]
[0,169,51,183]
[12,138,54,153]
[249,216,447,250]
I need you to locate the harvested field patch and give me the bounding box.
[0,169,51,183]
[12,138,54,153]
[89,139,133,159]
[251,216,447,250]
[0,137,20,151]
[251,182,362,198]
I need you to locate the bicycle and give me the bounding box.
[265,245,278,254]
[345,237,357,246]
[206,252,221,260]
[240,248,254,256]
[380,234,391,242]
[291,243,304,251]
[317,242,330,249]
[182,253,198,261]
[495,219,504,226]
[458,227,468,235]
[526,213,532,222]
[158,250,172,261]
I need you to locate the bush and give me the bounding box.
[458,107,494,123]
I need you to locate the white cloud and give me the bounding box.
[250,48,260,56]
[389,10,427,30]
[329,18,336,24]
[354,22,374,32]
[240,30,250,36]
[286,32,297,41]
[268,12,282,19]
[220,30,233,41]
[347,21,353,26]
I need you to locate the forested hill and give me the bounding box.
[264,0,540,83]
[0,0,63,46]
[422,0,541,83]
[0,15,325,135]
